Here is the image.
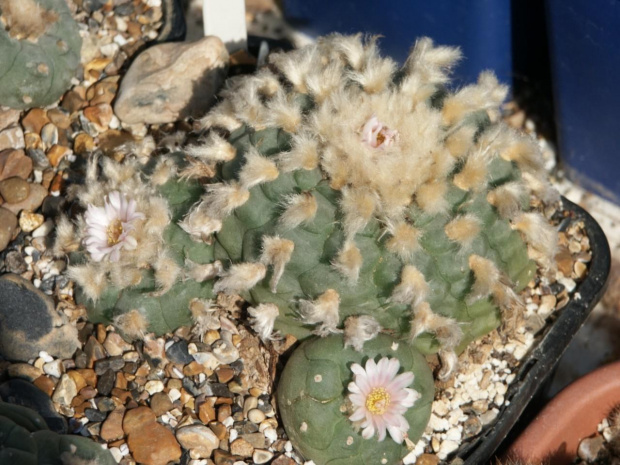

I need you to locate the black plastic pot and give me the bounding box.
[458,197,611,464]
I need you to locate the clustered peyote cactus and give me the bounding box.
[0,0,81,109]
[56,35,559,463]
[0,402,116,464]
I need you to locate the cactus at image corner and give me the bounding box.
[0,0,81,109]
[277,333,434,465]
[0,402,116,465]
[59,35,558,373]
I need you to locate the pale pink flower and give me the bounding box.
[84,191,144,262]
[360,115,399,148]
[347,357,420,443]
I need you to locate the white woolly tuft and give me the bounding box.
[260,236,295,293]
[277,132,320,172]
[198,99,242,131]
[185,132,236,163]
[438,350,459,381]
[150,158,177,186]
[278,192,318,230]
[348,51,397,94]
[404,37,462,84]
[266,88,303,133]
[189,298,220,338]
[298,289,341,337]
[343,315,381,351]
[340,187,378,239]
[179,199,223,242]
[389,265,429,306]
[305,60,344,103]
[444,214,481,246]
[487,181,527,219]
[386,222,420,262]
[238,147,279,189]
[67,264,107,301]
[52,215,78,256]
[113,309,149,341]
[332,241,363,284]
[269,46,318,93]
[203,183,250,218]
[213,263,266,294]
[248,303,280,341]
[512,212,558,270]
[467,254,501,303]
[409,302,463,353]
[154,254,181,294]
[327,33,366,70]
[185,259,223,283]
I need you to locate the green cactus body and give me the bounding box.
[277,334,434,465]
[0,0,81,109]
[0,402,116,465]
[64,35,556,371]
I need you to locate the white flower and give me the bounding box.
[360,115,399,148]
[84,191,144,262]
[347,357,420,443]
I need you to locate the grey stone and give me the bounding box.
[165,339,193,364]
[97,369,115,396]
[0,274,79,361]
[114,36,228,125]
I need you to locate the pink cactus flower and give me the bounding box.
[361,115,399,148]
[84,191,144,262]
[347,357,420,443]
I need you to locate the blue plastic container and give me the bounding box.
[283,0,512,86]
[546,0,620,204]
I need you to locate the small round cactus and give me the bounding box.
[277,334,434,465]
[0,401,116,464]
[0,0,81,109]
[57,34,558,377]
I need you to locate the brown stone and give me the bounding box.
[415,454,440,465]
[216,366,235,384]
[272,455,296,465]
[122,406,157,435]
[115,372,128,390]
[33,375,55,396]
[1,184,47,215]
[67,370,87,393]
[49,172,63,195]
[84,103,113,129]
[19,210,44,233]
[24,133,42,150]
[183,361,205,377]
[101,407,126,442]
[79,386,97,400]
[75,368,97,387]
[110,388,132,404]
[209,421,227,440]
[213,450,236,465]
[0,109,20,132]
[47,144,70,168]
[176,424,220,459]
[73,133,95,155]
[0,149,32,181]
[7,363,43,381]
[114,36,228,124]
[21,109,50,134]
[217,404,231,422]
[89,77,119,106]
[150,392,173,416]
[61,90,86,114]
[0,126,24,152]
[97,129,134,158]
[0,207,18,252]
[0,177,29,204]
[126,419,181,465]
[46,108,71,129]
[230,438,254,457]
[197,400,216,424]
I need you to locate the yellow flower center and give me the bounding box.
[365,387,390,415]
[106,219,123,246]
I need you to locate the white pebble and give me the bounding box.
[43,360,64,378]
[223,416,234,427]
[109,447,122,463]
[263,426,278,443]
[39,351,54,363]
[32,220,54,238]
[284,441,293,452]
[445,427,461,442]
[168,389,181,402]
[437,439,459,460]
[145,380,164,395]
[120,443,129,456]
[229,429,238,442]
